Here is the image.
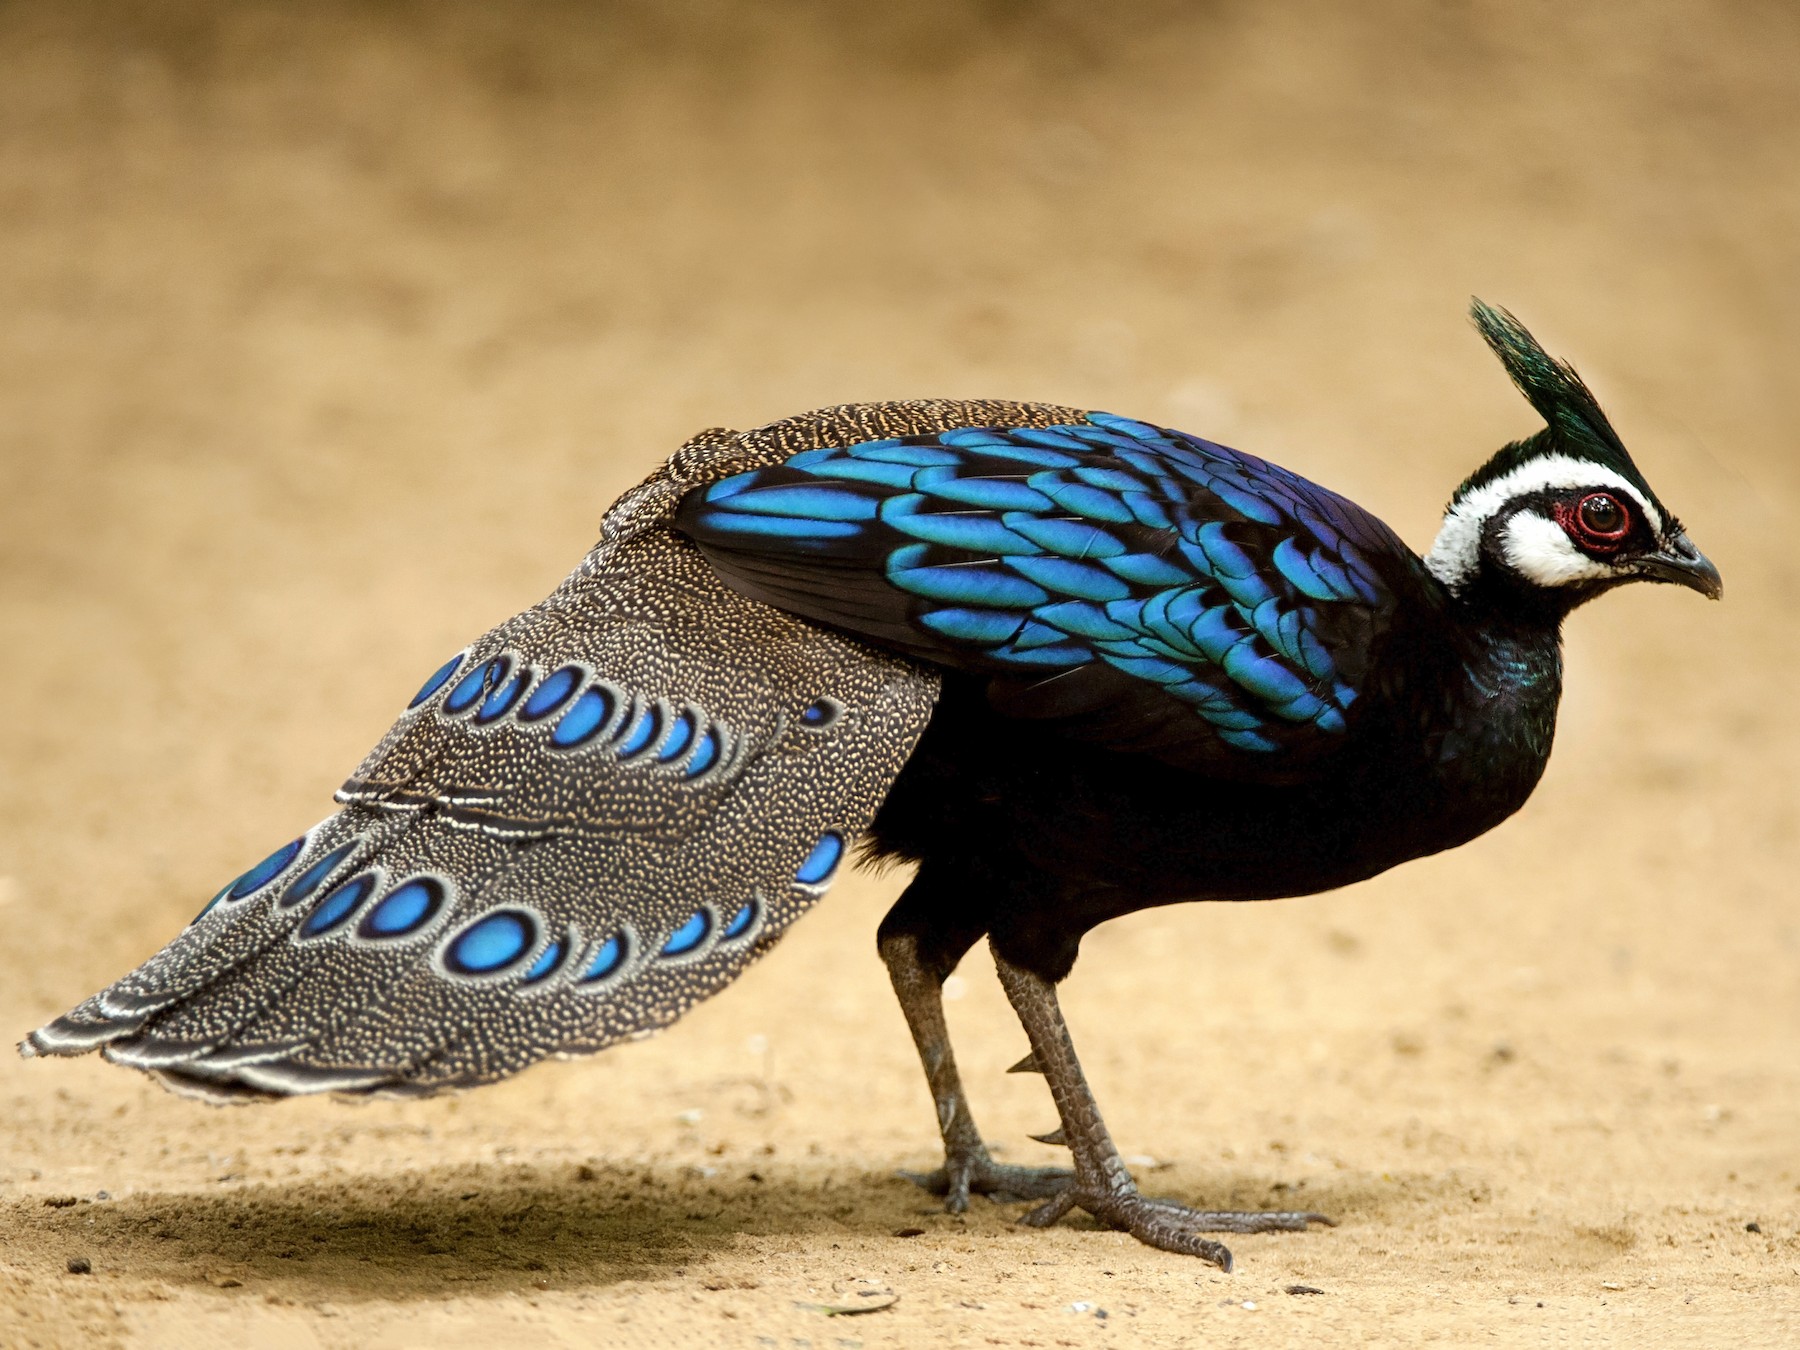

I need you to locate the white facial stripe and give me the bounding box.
[1425,454,1662,592]
[1498,513,1617,587]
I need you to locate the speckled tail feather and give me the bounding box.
[22,401,1082,1099]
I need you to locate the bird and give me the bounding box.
[21,301,1720,1272]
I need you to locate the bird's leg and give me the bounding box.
[879,929,1073,1211]
[992,951,1333,1270]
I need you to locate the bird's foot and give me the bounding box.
[1019,1184,1334,1271]
[900,1150,1075,1213]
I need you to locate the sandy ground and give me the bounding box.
[1,2,1797,1346]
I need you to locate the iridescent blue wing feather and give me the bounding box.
[677,413,1431,772]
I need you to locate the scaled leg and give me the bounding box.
[992,950,1332,1270]
[878,875,1072,1212]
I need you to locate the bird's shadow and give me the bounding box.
[12,1158,1451,1300]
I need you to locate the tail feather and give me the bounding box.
[23,439,939,1097]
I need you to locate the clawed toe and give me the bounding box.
[900,1156,1075,1213]
[1022,1185,1335,1269]
[1132,1196,1335,1233]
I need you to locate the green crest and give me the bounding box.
[1453,300,1664,516]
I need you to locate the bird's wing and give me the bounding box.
[21,440,939,1099]
[676,412,1429,774]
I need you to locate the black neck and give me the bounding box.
[1453,563,1592,631]
[1421,575,1568,832]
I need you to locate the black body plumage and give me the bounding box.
[22,305,1720,1268]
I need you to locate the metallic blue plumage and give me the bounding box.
[1007,555,1132,603]
[920,608,1027,645]
[710,483,881,521]
[679,414,1411,756]
[887,550,1051,609]
[885,506,1039,555]
[689,510,860,541]
[912,472,1053,512]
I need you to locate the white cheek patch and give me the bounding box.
[1497,512,1619,587]
[1425,454,1660,593]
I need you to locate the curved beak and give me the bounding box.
[1635,532,1723,600]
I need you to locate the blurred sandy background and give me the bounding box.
[1,2,1796,1346]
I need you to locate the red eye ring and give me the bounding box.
[1569,491,1631,545]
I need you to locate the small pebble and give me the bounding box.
[1285,1284,1326,1295]
[43,1196,78,1209]
[892,1227,925,1238]
[1746,1221,1763,1233]
[66,1257,91,1275]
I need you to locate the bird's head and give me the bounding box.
[1424,301,1721,615]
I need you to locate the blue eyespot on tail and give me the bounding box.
[300,872,378,939]
[795,833,843,886]
[281,841,361,909]
[684,728,722,778]
[445,657,508,715]
[722,900,757,940]
[658,710,696,762]
[579,935,626,984]
[226,837,305,902]
[410,654,465,708]
[520,666,581,721]
[799,698,841,728]
[616,704,663,758]
[443,910,538,976]
[522,936,568,984]
[551,688,613,748]
[474,669,528,724]
[192,881,233,924]
[660,910,710,957]
[357,878,446,940]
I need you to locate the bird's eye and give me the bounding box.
[799,698,843,729]
[1576,493,1628,538]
